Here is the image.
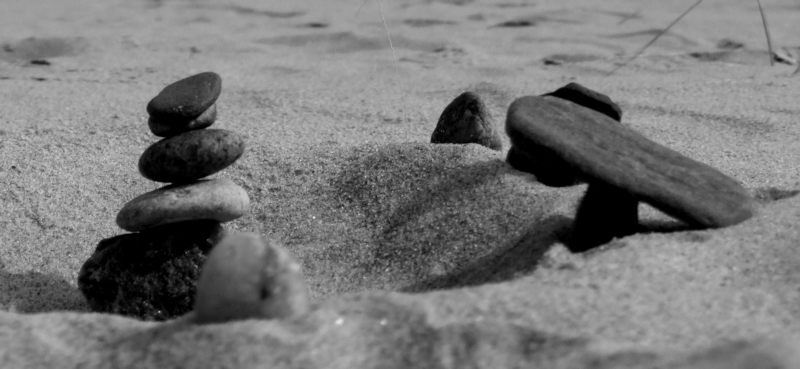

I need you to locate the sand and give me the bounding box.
[1,0,800,367]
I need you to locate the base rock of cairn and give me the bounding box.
[78,220,227,321]
[78,71,250,320]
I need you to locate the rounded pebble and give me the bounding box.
[193,233,310,324]
[146,71,222,123]
[431,91,502,151]
[148,103,217,138]
[116,178,250,232]
[138,129,245,183]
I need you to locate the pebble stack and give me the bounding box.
[78,72,250,321]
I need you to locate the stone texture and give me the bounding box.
[148,103,217,138]
[543,82,622,122]
[506,95,755,229]
[505,140,584,187]
[194,233,310,324]
[116,178,250,232]
[431,91,503,151]
[508,83,622,186]
[146,71,222,123]
[138,129,245,183]
[77,220,227,321]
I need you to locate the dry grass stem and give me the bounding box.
[607,0,703,76]
[356,0,398,77]
[757,0,774,66]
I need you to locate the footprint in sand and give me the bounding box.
[0,37,88,62]
[256,32,441,54]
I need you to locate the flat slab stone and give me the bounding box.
[506,95,756,228]
[116,178,250,232]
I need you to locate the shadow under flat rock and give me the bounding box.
[406,215,572,292]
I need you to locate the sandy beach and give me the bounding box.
[1,0,800,367]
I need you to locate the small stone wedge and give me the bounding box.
[431,91,503,151]
[542,82,622,122]
[506,95,755,229]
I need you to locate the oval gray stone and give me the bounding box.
[138,129,245,183]
[193,233,310,324]
[116,178,250,232]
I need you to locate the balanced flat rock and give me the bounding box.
[116,178,250,232]
[146,71,222,123]
[148,103,218,138]
[138,128,245,183]
[506,95,756,228]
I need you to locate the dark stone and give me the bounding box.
[77,220,227,321]
[431,91,502,151]
[542,82,622,122]
[506,95,755,245]
[146,71,222,123]
[569,182,638,252]
[148,103,217,138]
[138,129,245,183]
[717,38,744,50]
[505,143,582,187]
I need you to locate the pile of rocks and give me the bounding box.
[504,82,755,251]
[78,72,251,320]
[428,82,755,252]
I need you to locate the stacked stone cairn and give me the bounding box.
[78,72,252,321]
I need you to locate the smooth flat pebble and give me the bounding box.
[193,233,310,324]
[146,71,222,123]
[506,95,756,229]
[148,103,218,137]
[116,178,250,232]
[431,91,503,151]
[139,129,245,183]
